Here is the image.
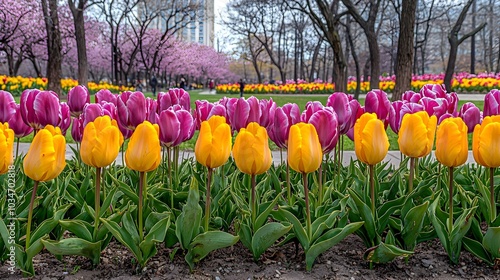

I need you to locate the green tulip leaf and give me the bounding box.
[401,201,429,250]
[251,222,292,261]
[185,231,239,271]
[29,204,71,247]
[347,188,376,242]
[311,210,341,242]
[100,215,142,262]
[175,179,202,250]
[255,192,283,230]
[483,226,500,259]
[140,215,170,264]
[463,237,494,266]
[238,222,252,250]
[363,242,413,264]
[306,221,364,271]
[59,220,93,241]
[99,187,117,218]
[428,194,450,253]
[276,207,309,250]
[41,238,102,265]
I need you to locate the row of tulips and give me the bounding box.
[217,72,500,95]
[0,75,134,96]
[1,84,499,275]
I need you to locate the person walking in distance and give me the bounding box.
[150,75,158,97]
[179,77,186,90]
[209,79,215,93]
[238,79,245,97]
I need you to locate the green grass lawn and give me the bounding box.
[16,89,485,151]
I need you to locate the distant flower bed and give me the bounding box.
[0,75,134,96]
[217,72,500,94]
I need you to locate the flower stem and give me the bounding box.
[138,171,146,241]
[318,160,323,204]
[409,157,416,194]
[490,167,495,223]
[286,162,291,205]
[448,167,454,232]
[16,137,20,159]
[167,147,173,209]
[93,167,101,241]
[369,165,375,217]
[26,181,39,249]
[303,173,312,240]
[204,168,213,232]
[251,174,256,229]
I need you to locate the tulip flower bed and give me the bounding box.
[217,72,500,95]
[1,84,500,279]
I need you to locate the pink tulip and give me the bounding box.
[20,89,61,130]
[82,103,116,127]
[419,97,449,120]
[157,107,195,147]
[402,91,422,103]
[484,89,500,117]
[459,102,481,133]
[326,92,353,134]
[259,98,276,128]
[67,85,90,117]
[71,116,84,143]
[389,101,405,134]
[438,113,454,124]
[269,103,300,149]
[301,101,324,122]
[8,104,33,138]
[146,97,158,124]
[158,88,191,111]
[0,90,16,123]
[226,96,261,132]
[95,89,117,105]
[194,100,226,130]
[306,107,339,154]
[59,102,71,135]
[420,84,447,99]
[117,91,147,130]
[345,102,365,141]
[365,89,391,125]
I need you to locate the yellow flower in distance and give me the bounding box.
[232,122,272,175]
[125,121,161,172]
[195,115,232,169]
[473,115,500,168]
[287,122,322,174]
[354,113,389,166]
[435,117,468,168]
[398,111,437,158]
[81,116,123,168]
[23,125,66,181]
[0,123,14,174]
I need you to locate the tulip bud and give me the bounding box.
[59,102,71,135]
[195,115,232,169]
[287,122,322,174]
[8,104,33,138]
[304,107,339,154]
[269,103,300,149]
[0,123,14,174]
[435,117,468,168]
[364,89,391,125]
[125,121,161,172]
[95,89,117,105]
[0,90,16,123]
[232,122,272,175]
[158,88,191,111]
[398,111,437,158]
[23,125,66,182]
[67,85,90,117]
[158,107,195,147]
[354,113,389,166]
[326,92,353,134]
[459,102,481,133]
[473,115,500,168]
[117,91,147,130]
[81,116,123,168]
[484,89,500,117]
[71,116,84,143]
[226,96,261,133]
[420,84,446,99]
[20,90,61,130]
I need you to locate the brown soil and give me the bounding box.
[1,235,499,280]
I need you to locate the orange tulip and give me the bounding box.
[473,115,500,168]
[195,115,232,169]
[287,122,322,174]
[354,113,389,166]
[232,122,272,175]
[0,123,14,174]
[435,117,468,167]
[398,111,437,158]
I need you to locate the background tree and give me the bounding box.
[41,0,63,94]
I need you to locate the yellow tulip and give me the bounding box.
[81,116,123,168]
[435,117,468,167]
[125,121,161,172]
[398,111,437,158]
[232,122,272,175]
[23,125,66,182]
[473,115,500,168]
[354,113,389,166]
[287,122,322,174]
[195,115,232,169]
[0,123,14,174]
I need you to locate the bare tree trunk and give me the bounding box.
[42,0,63,95]
[470,0,476,74]
[69,0,89,87]
[393,0,418,101]
[346,17,361,99]
[309,42,321,81]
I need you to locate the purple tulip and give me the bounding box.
[157,107,195,147]
[82,103,110,127]
[259,98,276,128]
[389,101,405,134]
[118,121,133,140]
[345,102,365,141]
[326,92,353,134]
[419,97,449,120]
[67,85,90,117]
[117,91,147,130]
[95,89,117,105]
[146,97,158,124]
[365,89,391,126]
[0,90,16,123]
[307,107,339,154]
[59,102,71,135]
[459,102,481,133]
[445,92,458,115]
[157,88,191,111]
[20,89,61,130]
[71,116,84,143]
[8,104,33,138]
[420,84,447,99]
[101,102,117,120]
[301,101,324,122]
[400,102,424,116]
[484,89,500,117]
[438,113,454,124]
[402,91,422,103]
[194,100,226,130]
[226,96,261,132]
[269,103,300,149]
